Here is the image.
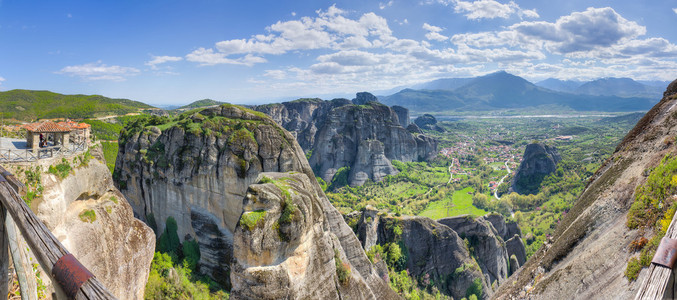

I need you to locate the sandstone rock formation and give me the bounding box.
[254,93,438,186]
[231,172,397,299]
[439,215,509,286]
[414,114,445,132]
[353,91,378,105]
[347,208,530,299]
[391,105,410,128]
[511,143,561,195]
[116,104,397,298]
[10,146,156,299]
[494,79,677,299]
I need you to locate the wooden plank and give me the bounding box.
[635,211,677,299]
[6,215,37,300]
[0,204,8,299]
[0,178,116,299]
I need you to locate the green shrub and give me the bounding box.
[48,158,72,179]
[466,278,483,299]
[182,240,201,271]
[79,209,96,223]
[625,256,642,281]
[334,250,351,285]
[157,217,181,256]
[387,243,402,266]
[239,210,266,231]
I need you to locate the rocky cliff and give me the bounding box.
[254,93,438,186]
[511,143,561,195]
[348,208,526,299]
[7,146,155,299]
[494,79,677,299]
[414,114,445,132]
[115,104,397,298]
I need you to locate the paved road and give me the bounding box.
[494,157,513,200]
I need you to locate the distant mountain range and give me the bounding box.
[379,71,660,113]
[536,77,665,99]
[0,89,153,121]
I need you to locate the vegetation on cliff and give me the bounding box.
[625,154,677,281]
[145,216,229,299]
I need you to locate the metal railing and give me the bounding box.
[0,141,87,163]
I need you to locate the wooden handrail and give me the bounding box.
[0,166,116,299]
[634,210,677,299]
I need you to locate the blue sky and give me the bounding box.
[1,0,677,105]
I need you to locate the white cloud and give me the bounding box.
[57,61,139,81]
[263,70,287,79]
[145,55,183,69]
[673,8,677,15]
[422,23,448,41]
[379,1,394,10]
[432,0,538,20]
[453,0,518,20]
[188,5,397,67]
[186,48,266,66]
[291,12,296,16]
[511,7,646,54]
[0,76,5,87]
[520,9,539,19]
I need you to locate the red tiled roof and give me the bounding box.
[58,121,91,129]
[23,121,71,132]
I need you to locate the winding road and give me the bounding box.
[494,157,513,200]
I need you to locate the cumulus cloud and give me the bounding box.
[422,23,449,41]
[145,55,183,69]
[435,0,538,20]
[57,61,139,81]
[188,5,395,66]
[673,8,677,14]
[511,7,646,54]
[0,76,5,87]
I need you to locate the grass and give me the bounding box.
[239,210,266,231]
[79,209,96,223]
[418,187,487,219]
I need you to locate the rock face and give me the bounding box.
[254,94,438,186]
[414,114,445,132]
[391,105,410,128]
[348,209,526,299]
[353,91,379,105]
[116,104,397,298]
[495,79,677,299]
[439,215,509,286]
[511,143,561,195]
[231,173,396,299]
[18,146,155,299]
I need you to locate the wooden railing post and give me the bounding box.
[1,202,9,299]
[0,166,116,299]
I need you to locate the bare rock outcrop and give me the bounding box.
[494,79,677,299]
[231,172,397,299]
[13,146,155,299]
[414,114,445,132]
[511,143,561,195]
[254,93,438,186]
[115,104,397,298]
[349,208,502,299]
